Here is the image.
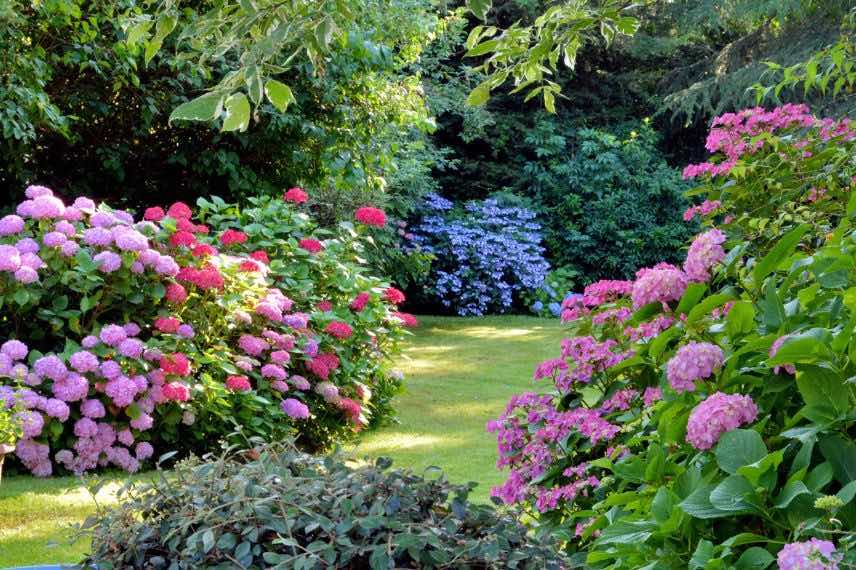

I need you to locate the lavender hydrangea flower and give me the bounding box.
[0,214,25,236]
[281,398,310,419]
[43,231,67,247]
[83,227,113,247]
[1,339,28,361]
[70,350,99,373]
[94,251,122,273]
[16,237,39,254]
[118,338,145,358]
[777,539,839,570]
[33,355,68,381]
[60,240,80,257]
[0,245,21,271]
[112,227,148,251]
[99,324,127,346]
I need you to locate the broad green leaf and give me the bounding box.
[466,0,493,21]
[773,480,809,509]
[734,547,774,570]
[222,93,251,132]
[709,475,760,512]
[715,429,767,475]
[795,365,849,415]
[687,292,736,324]
[265,80,296,112]
[675,282,707,315]
[689,540,714,569]
[466,83,491,107]
[737,450,783,486]
[726,301,755,337]
[680,485,730,519]
[753,224,809,286]
[820,434,856,484]
[169,93,224,124]
[126,20,152,46]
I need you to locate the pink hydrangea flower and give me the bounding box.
[281,397,310,419]
[354,206,386,227]
[686,392,757,450]
[70,350,99,373]
[94,251,122,272]
[261,363,287,380]
[100,324,127,346]
[666,342,724,393]
[1,339,28,361]
[325,321,353,339]
[777,540,839,570]
[0,245,21,271]
[238,334,268,356]
[631,263,689,309]
[684,229,727,282]
[225,375,252,392]
[0,214,25,236]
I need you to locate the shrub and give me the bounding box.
[0,187,415,476]
[412,194,549,315]
[523,121,695,283]
[524,267,581,317]
[489,105,856,567]
[81,442,567,569]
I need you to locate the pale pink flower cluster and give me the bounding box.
[684,229,726,282]
[683,200,721,221]
[666,341,724,393]
[686,392,757,450]
[631,263,688,309]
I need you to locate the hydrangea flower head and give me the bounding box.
[631,263,689,309]
[284,187,308,203]
[226,375,252,392]
[299,238,323,254]
[350,292,370,312]
[666,342,724,393]
[686,392,758,450]
[684,229,727,282]
[325,321,353,339]
[219,229,248,246]
[769,335,797,375]
[777,539,839,570]
[354,206,387,227]
[281,398,310,419]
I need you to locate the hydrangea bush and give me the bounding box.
[489,105,856,567]
[412,194,549,315]
[0,187,416,476]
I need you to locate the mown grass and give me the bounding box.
[0,315,565,568]
[349,315,565,502]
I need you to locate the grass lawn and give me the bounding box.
[0,315,565,568]
[349,315,565,502]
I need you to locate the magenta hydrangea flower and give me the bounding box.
[270,350,290,364]
[0,214,25,236]
[1,339,28,361]
[0,244,21,271]
[70,350,99,373]
[94,251,122,273]
[261,363,287,380]
[642,387,662,407]
[117,429,134,446]
[684,229,727,282]
[666,342,724,393]
[631,263,689,309]
[33,355,68,381]
[271,380,289,392]
[123,323,141,336]
[777,539,840,570]
[238,334,268,356]
[281,398,310,419]
[83,227,113,247]
[99,324,127,346]
[686,392,758,450]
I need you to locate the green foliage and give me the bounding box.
[524,120,693,281]
[0,0,438,220]
[489,106,856,566]
[0,394,22,447]
[82,442,568,569]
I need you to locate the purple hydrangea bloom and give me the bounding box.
[289,375,311,390]
[99,324,127,346]
[81,398,106,418]
[15,238,39,254]
[777,539,839,570]
[154,255,179,276]
[81,335,99,348]
[72,197,96,211]
[0,214,25,236]
[100,360,123,380]
[60,240,80,257]
[33,355,68,381]
[112,227,148,251]
[123,323,141,336]
[14,266,38,284]
[74,417,99,437]
[94,251,122,273]
[52,373,89,402]
[281,398,310,419]
[25,185,53,199]
[55,220,77,236]
[135,442,154,460]
[43,398,70,421]
[261,364,287,380]
[666,342,724,393]
[43,231,67,247]
[1,339,28,361]
[105,376,138,407]
[83,227,113,247]
[177,324,194,338]
[17,410,45,438]
[90,211,116,228]
[117,429,134,446]
[130,412,153,431]
[0,244,21,271]
[118,338,145,358]
[29,195,65,219]
[69,350,99,373]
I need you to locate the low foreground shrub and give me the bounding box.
[0,187,416,476]
[490,105,856,568]
[81,443,566,569]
